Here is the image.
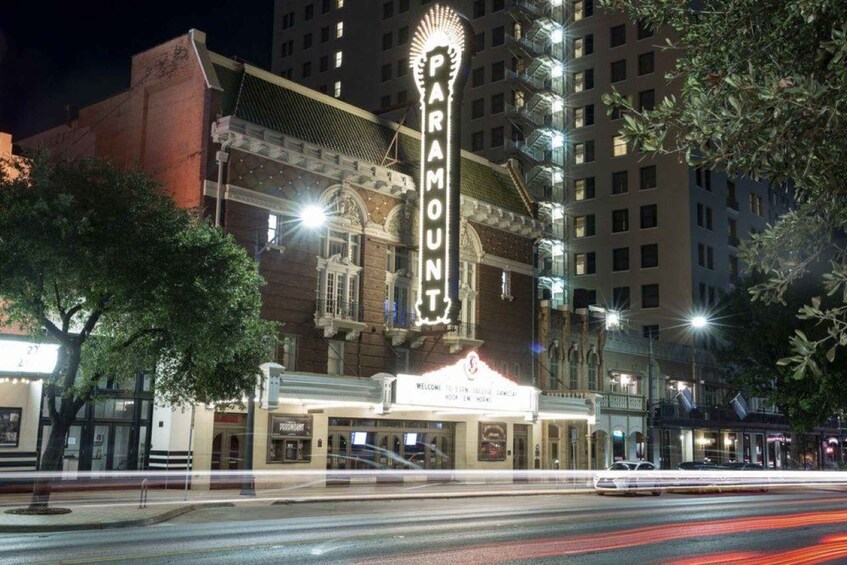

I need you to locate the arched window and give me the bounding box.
[587,352,598,390]
[568,346,579,390]
[549,345,560,390]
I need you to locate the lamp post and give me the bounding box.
[239,203,326,497]
[646,329,655,466]
[689,315,709,405]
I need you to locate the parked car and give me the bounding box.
[720,462,769,492]
[594,461,661,496]
[674,461,725,493]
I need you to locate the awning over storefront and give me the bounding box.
[274,353,595,423]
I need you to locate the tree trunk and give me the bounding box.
[28,420,71,510]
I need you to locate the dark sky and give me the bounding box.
[0,0,273,139]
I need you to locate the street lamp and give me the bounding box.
[241,206,326,497]
[690,315,708,329]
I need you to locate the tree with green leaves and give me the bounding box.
[718,273,847,435]
[599,1,847,385]
[0,154,275,511]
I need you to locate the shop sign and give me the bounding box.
[270,415,312,438]
[0,407,22,448]
[396,353,536,413]
[478,422,507,461]
[0,340,58,374]
[411,5,471,326]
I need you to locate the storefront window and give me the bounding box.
[267,415,312,463]
[478,422,507,461]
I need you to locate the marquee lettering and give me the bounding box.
[411,4,470,326]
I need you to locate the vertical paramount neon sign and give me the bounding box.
[411,5,471,326]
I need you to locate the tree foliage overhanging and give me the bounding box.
[0,153,276,499]
[599,0,847,385]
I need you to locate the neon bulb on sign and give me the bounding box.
[411,4,470,326]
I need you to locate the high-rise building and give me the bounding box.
[271,0,776,343]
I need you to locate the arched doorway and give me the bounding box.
[611,428,626,462]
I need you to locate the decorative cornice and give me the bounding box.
[481,254,534,276]
[212,116,415,198]
[460,196,543,238]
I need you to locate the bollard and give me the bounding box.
[139,478,149,509]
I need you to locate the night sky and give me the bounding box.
[1,0,273,139]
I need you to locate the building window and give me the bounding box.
[549,352,560,390]
[385,247,414,327]
[612,208,629,232]
[574,177,595,201]
[491,61,505,81]
[641,243,659,269]
[320,55,328,72]
[397,57,408,77]
[612,135,628,157]
[729,254,739,282]
[574,104,594,128]
[639,89,655,111]
[574,252,596,275]
[280,40,294,58]
[492,0,505,11]
[637,20,654,39]
[471,98,484,119]
[397,90,407,103]
[573,69,594,92]
[727,181,738,208]
[611,59,627,83]
[640,204,658,229]
[336,21,344,38]
[304,33,313,49]
[321,26,330,43]
[335,50,343,68]
[574,0,593,21]
[696,203,714,230]
[491,126,504,147]
[281,12,295,29]
[707,246,714,269]
[728,217,738,246]
[610,24,626,47]
[612,170,628,195]
[473,0,485,18]
[474,32,485,53]
[492,26,505,46]
[333,80,342,98]
[471,131,484,152]
[327,340,344,374]
[382,32,393,50]
[695,167,712,190]
[337,0,344,7]
[458,261,478,337]
[569,351,579,389]
[302,62,312,78]
[574,214,596,238]
[380,95,391,108]
[501,269,512,300]
[381,63,392,82]
[322,0,331,13]
[305,4,314,19]
[472,66,484,87]
[398,26,409,45]
[750,193,764,216]
[612,286,630,310]
[638,51,655,75]
[612,247,630,271]
[640,165,657,190]
[697,243,705,266]
[574,141,595,164]
[642,284,659,308]
[643,324,659,340]
[400,0,409,12]
[587,354,598,390]
[574,34,594,58]
[275,335,298,370]
[267,212,292,248]
[491,93,504,114]
[383,1,394,19]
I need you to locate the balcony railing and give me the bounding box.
[597,392,645,412]
[384,309,417,329]
[655,401,788,425]
[315,298,360,321]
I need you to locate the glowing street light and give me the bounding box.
[690,315,709,329]
[605,310,621,331]
[550,28,564,44]
[300,205,326,228]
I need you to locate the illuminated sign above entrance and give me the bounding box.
[411,4,471,326]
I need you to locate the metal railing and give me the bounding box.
[597,392,645,412]
[315,298,360,321]
[384,309,417,329]
[447,322,478,340]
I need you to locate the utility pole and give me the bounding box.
[647,333,655,467]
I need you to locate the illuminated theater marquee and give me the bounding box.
[411,5,471,326]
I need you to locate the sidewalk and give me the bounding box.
[0,481,586,533]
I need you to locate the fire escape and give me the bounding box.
[506,0,567,307]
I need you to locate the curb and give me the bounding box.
[0,502,234,533]
[272,488,587,504]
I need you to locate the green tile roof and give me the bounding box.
[211,63,532,217]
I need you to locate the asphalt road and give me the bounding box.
[3,489,847,564]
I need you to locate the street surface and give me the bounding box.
[3,489,847,563]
